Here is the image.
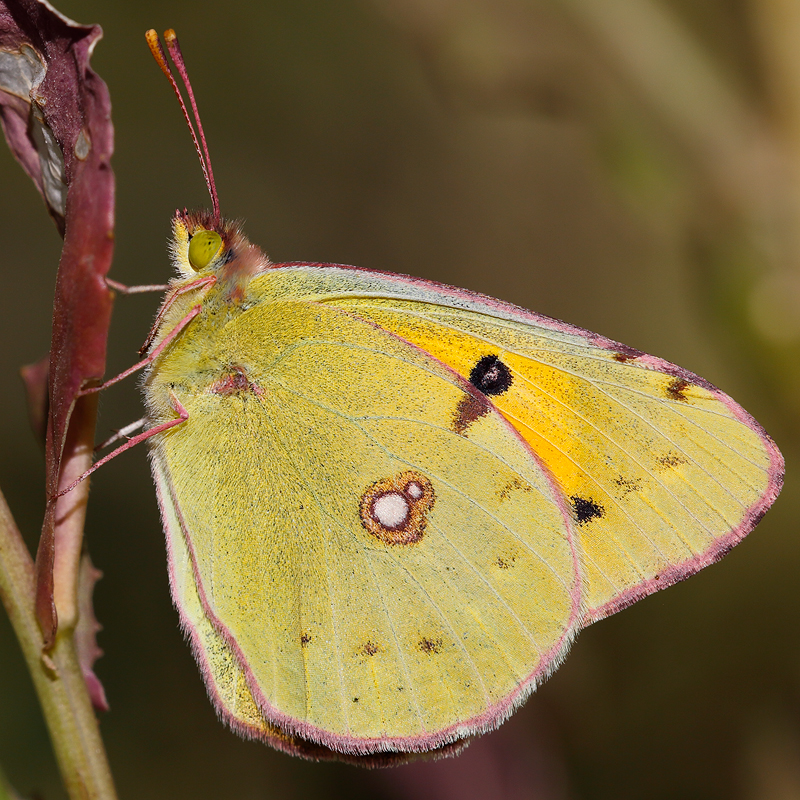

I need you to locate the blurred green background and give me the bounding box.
[1,0,798,798]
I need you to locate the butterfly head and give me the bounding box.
[170,209,271,289]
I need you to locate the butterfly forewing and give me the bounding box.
[260,265,782,621]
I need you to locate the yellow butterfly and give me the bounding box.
[131,30,784,760]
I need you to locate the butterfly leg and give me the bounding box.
[51,391,188,502]
[106,278,170,294]
[94,418,146,451]
[77,297,208,397]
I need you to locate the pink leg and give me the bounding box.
[78,301,203,396]
[106,278,170,294]
[52,392,189,502]
[139,274,217,355]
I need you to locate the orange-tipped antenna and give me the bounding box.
[146,28,220,222]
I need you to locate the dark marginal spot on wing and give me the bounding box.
[419,636,443,655]
[615,476,643,496]
[361,640,379,657]
[355,640,382,665]
[666,377,690,402]
[469,354,513,396]
[497,477,533,501]
[571,495,604,525]
[657,452,688,470]
[452,393,491,435]
[612,344,644,362]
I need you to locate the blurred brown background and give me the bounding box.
[1,0,797,798]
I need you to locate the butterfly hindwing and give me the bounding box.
[159,464,439,763]
[147,291,581,754]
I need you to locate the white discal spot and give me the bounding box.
[372,492,409,529]
[360,470,435,545]
[406,481,424,499]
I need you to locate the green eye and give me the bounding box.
[188,230,223,270]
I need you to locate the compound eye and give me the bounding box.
[188,230,222,270]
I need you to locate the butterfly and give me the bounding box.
[125,30,784,761]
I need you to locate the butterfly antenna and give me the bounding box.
[146,29,221,222]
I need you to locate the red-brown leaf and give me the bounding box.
[0,0,114,647]
[74,552,108,712]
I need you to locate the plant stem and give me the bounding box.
[0,488,117,800]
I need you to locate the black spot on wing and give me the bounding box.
[469,354,512,396]
[356,640,382,663]
[571,495,605,525]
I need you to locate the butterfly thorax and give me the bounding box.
[143,212,274,418]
